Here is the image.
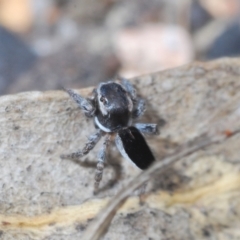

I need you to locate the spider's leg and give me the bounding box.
[94,134,111,193]
[120,77,137,100]
[132,98,146,119]
[60,129,103,160]
[134,123,159,135]
[118,77,146,119]
[64,88,96,118]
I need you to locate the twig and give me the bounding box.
[81,132,233,240]
[81,89,240,240]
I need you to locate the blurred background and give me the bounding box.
[0,0,240,95]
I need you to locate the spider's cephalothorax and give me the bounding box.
[61,79,159,193]
[94,82,133,132]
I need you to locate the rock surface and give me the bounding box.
[0,58,240,239]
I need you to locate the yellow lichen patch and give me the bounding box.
[0,198,108,230]
[0,171,240,238]
[148,173,240,208]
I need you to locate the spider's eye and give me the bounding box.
[100,96,108,105]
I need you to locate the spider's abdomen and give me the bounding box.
[115,126,155,169]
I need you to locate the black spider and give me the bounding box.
[61,78,158,192]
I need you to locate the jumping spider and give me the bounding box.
[61,78,158,193]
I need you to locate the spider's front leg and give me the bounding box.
[94,134,111,193]
[64,88,96,118]
[120,77,137,100]
[119,78,146,119]
[60,129,103,160]
[132,98,146,119]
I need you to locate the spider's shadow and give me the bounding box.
[152,168,190,193]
